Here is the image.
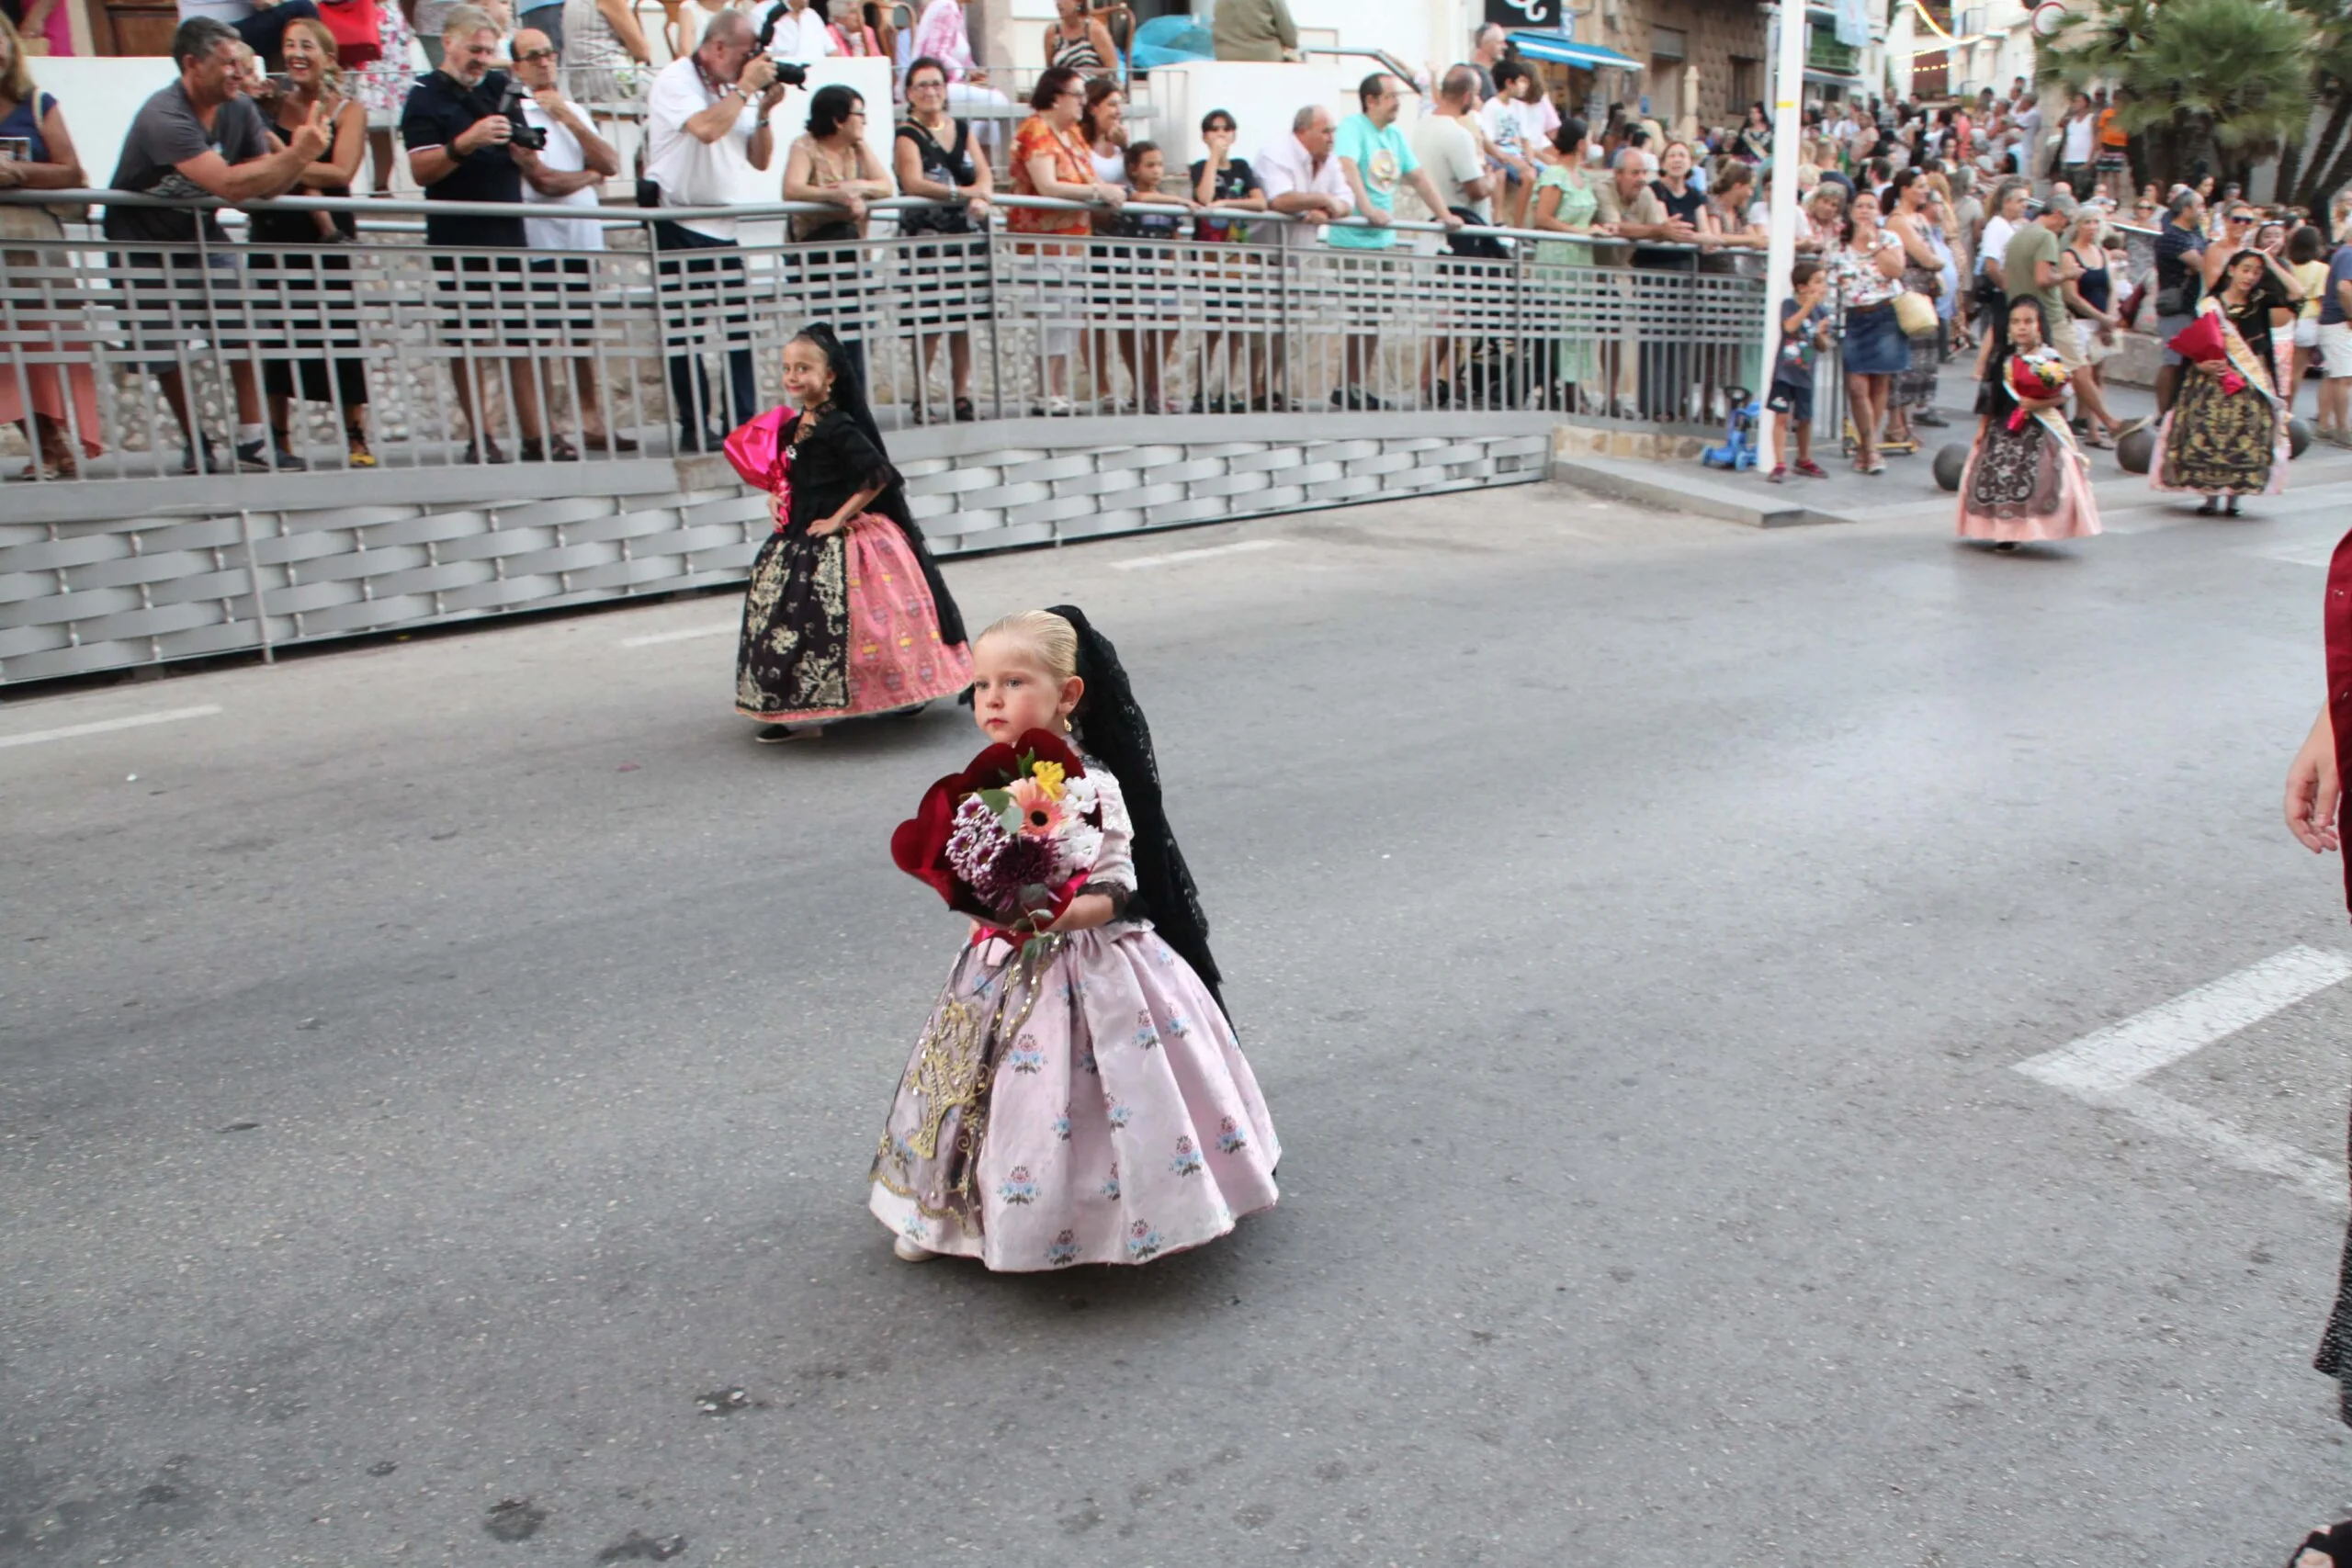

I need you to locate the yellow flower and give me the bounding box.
[1030,759,1066,800]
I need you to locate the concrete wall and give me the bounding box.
[1,419,1548,684]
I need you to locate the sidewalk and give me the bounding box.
[1555,367,2352,529]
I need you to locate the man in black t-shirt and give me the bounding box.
[106,17,329,473]
[2151,189,2208,415]
[401,4,554,463]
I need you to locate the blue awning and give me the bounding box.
[1508,31,1644,72]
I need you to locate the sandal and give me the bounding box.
[2290,1522,2352,1566]
[953,396,976,423]
[346,436,377,468]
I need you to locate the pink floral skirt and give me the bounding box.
[868,925,1281,1270]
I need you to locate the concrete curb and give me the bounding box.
[1547,454,1837,528]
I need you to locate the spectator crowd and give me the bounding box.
[12,5,2352,479]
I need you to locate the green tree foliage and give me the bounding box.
[2040,0,2312,188]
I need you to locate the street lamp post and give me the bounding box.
[1758,0,1809,460]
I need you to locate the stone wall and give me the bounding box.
[1605,0,1769,131]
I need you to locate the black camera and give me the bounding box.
[750,6,811,83]
[500,78,548,150]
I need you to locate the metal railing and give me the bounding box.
[0,188,1767,485]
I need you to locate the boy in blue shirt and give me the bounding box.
[1767,259,1834,482]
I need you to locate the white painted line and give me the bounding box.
[2106,1085,2346,1209]
[1110,538,1287,571]
[0,705,222,750]
[620,623,735,648]
[2016,946,2352,1096]
[2015,946,2352,1208]
[2248,538,2342,569]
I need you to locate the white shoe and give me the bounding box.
[893,1235,937,1262]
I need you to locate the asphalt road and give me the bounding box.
[10,466,2352,1566]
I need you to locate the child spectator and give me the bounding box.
[1767,259,1832,482]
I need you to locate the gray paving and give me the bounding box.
[7,463,2352,1565]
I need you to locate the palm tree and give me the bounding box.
[2041,0,2313,186]
[2278,0,2352,210]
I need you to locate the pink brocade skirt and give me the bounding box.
[868,926,1282,1271]
[735,513,974,723]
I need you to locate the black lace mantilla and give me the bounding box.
[1047,604,1226,1016]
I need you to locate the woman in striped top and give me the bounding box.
[1043,0,1115,79]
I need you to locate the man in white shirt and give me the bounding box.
[1256,103,1354,248]
[2057,90,2095,196]
[512,25,634,456]
[754,0,834,60]
[1413,65,1492,225]
[643,7,788,450]
[1254,103,1352,408]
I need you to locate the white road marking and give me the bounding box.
[2015,945,2352,1206]
[620,623,736,648]
[0,705,222,750]
[2248,538,2342,569]
[1110,538,1287,570]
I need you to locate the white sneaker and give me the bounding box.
[893,1235,937,1263]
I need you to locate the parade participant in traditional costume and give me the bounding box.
[2154,247,2294,516]
[869,608,1281,1269]
[1954,295,2102,549]
[726,323,971,739]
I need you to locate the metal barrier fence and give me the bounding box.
[0,189,1767,484]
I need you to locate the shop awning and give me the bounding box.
[1508,32,1644,72]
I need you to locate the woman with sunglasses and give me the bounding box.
[2201,204,2305,318]
[1189,107,1269,411]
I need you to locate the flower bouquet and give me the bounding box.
[2166,310,2246,396]
[892,730,1106,945]
[2005,346,2070,432]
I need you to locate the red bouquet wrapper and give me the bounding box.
[2166,311,2248,394]
[2005,353,2070,432]
[891,729,1093,938]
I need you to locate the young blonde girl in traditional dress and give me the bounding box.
[868,608,1281,1269]
[1955,295,2102,549]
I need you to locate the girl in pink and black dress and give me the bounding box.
[724,324,972,740]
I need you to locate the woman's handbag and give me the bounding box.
[317,0,383,65]
[1894,287,1939,339]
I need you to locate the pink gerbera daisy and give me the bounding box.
[1005,776,1063,837]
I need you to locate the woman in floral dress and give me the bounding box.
[869,608,1281,1269]
[726,324,971,739]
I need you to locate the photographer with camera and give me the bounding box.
[401,5,559,462]
[645,7,797,453]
